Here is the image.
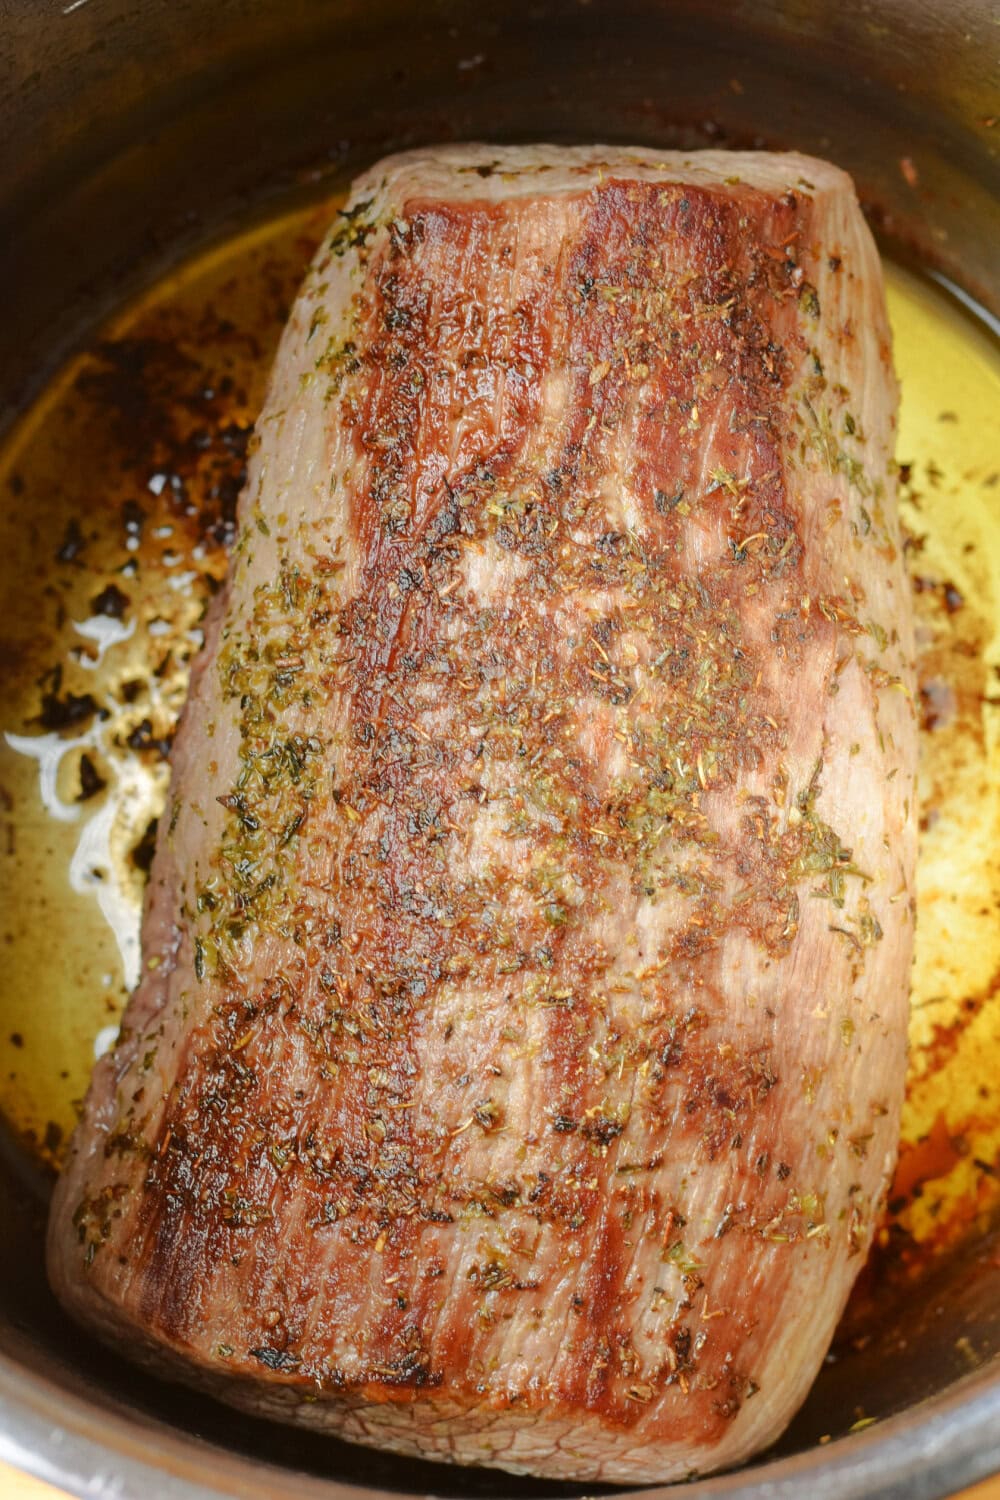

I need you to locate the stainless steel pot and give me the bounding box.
[1,2,998,1497]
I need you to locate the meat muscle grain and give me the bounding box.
[48,145,916,1484]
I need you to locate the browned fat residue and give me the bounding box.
[915,575,992,750]
[76,335,258,557]
[914,966,1000,1080]
[890,1109,964,1206]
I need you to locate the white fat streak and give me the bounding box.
[72,613,136,666]
[66,750,158,991]
[4,729,91,823]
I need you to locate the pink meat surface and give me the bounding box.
[48,144,916,1484]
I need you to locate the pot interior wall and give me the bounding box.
[1,1,999,1495]
[3,0,998,426]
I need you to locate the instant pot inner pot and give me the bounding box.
[1,2,998,1497]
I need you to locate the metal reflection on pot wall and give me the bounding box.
[0,2,998,1499]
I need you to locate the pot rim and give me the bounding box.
[1,1346,999,1500]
